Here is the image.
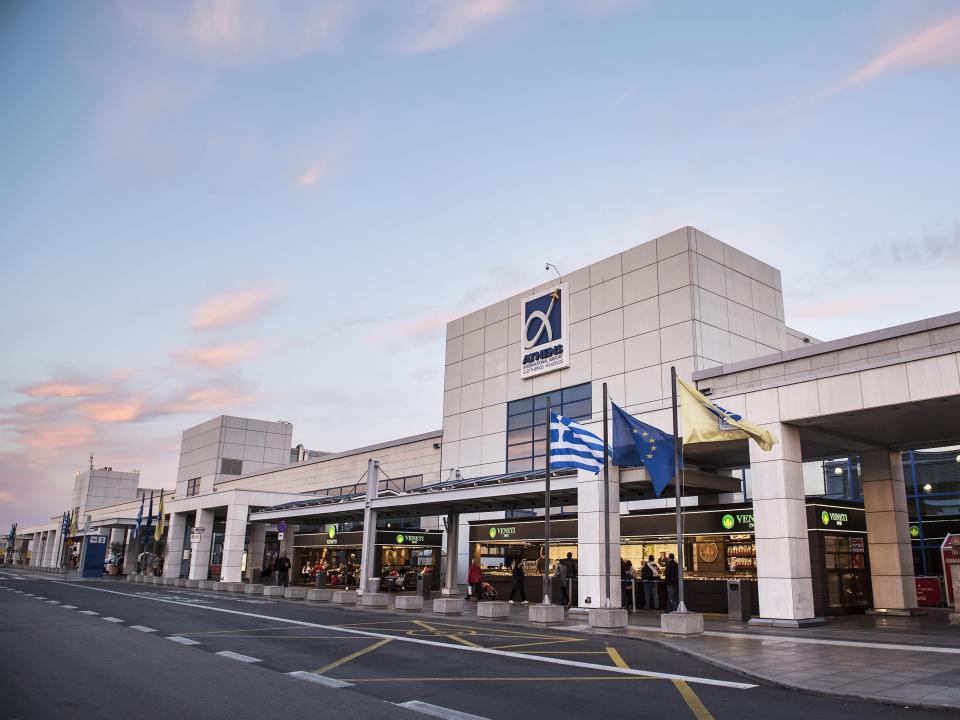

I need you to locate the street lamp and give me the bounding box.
[834,466,844,475]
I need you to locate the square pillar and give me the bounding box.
[443,512,460,595]
[577,467,621,609]
[219,505,249,583]
[188,509,215,581]
[124,529,139,574]
[750,422,820,625]
[43,530,59,567]
[31,533,42,566]
[163,513,188,578]
[246,522,266,581]
[861,450,919,613]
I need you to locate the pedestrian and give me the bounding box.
[275,551,292,587]
[641,555,661,610]
[467,558,483,601]
[509,557,527,604]
[622,560,637,610]
[665,552,679,612]
[556,557,570,608]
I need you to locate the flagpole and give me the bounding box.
[543,395,552,605]
[602,382,611,608]
[671,365,687,613]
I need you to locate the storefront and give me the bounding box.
[469,501,870,616]
[294,528,442,590]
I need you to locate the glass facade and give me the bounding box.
[906,449,960,577]
[505,383,592,473]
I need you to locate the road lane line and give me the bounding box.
[216,651,261,663]
[287,671,352,688]
[673,679,717,720]
[413,619,483,649]
[79,610,99,615]
[397,700,489,720]
[130,625,157,633]
[348,676,659,683]
[46,600,60,604]
[606,647,629,669]
[102,617,124,623]
[167,636,201,646]
[34,596,47,600]
[53,581,756,690]
[62,605,77,609]
[312,637,393,675]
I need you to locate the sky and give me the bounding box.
[1,0,959,532]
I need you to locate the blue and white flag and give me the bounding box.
[133,495,144,539]
[549,413,607,474]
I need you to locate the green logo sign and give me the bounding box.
[396,534,405,544]
[910,525,920,538]
[328,526,336,539]
[820,511,848,527]
[489,527,497,539]
[821,511,830,526]
[721,514,735,530]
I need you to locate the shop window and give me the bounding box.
[186,477,200,497]
[220,458,243,475]
[506,382,592,473]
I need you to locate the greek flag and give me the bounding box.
[549,413,606,474]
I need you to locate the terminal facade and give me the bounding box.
[10,227,960,623]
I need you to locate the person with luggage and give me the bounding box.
[509,557,527,604]
[641,555,661,610]
[467,558,483,601]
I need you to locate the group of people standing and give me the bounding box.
[622,553,680,612]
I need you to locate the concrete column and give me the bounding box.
[31,533,42,566]
[861,450,918,613]
[219,504,249,583]
[189,509,215,581]
[163,513,188,579]
[246,522,266,581]
[749,421,819,625]
[443,512,460,595]
[577,467,621,609]
[124,529,139,574]
[359,459,380,594]
[43,530,58,567]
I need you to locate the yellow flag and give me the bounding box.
[677,377,778,451]
[153,494,165,542]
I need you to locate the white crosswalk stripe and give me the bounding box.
[102,617,124,623]
[166,636,201,646]
[216,651,261,663]
[129,625,157,633]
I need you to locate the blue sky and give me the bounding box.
[1,0,958,529]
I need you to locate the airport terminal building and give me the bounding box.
[11,227,960,624]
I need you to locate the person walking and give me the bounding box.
[467,558,483,601]
[556,558,570,608]
[641,555,661,610]
[665,552,680,612]
[274,551,292,588]
[509,558,527,604]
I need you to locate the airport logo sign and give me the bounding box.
[520,283,569,379]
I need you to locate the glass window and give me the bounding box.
[220,458,243,475]
[186,478,200,497]
[505,382,592,473]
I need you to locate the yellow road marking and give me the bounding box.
[343,676,659,683]
[491,638,586,651]
[448,634,484,648]
[672,680,716,720]
[312,637,393,675]
[606,647,629,669]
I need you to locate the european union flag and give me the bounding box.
[610,402,676,497]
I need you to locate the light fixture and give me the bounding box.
[834,467,844,476]
[923,483,933,493]
[956,454,960,463]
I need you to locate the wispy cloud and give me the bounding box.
[21,382,109,399]
[159,385,254,414]
[75,397,147,423]
[20,424,96,450]
[815,13,960,102]
[173,340,264,368]
[192,288,279,330]
[398,0,528,55]
[118,0,355,66]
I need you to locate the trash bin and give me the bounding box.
[251,568,261,584]
[417,572,433,598]
[315,571,327,589]
[727,580,752,622]
[367,577,380,592]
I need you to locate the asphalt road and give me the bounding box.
[0,570,955,720]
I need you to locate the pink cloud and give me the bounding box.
[818,14,960,100]
[20,424,96,450]
[173,340,264,368]
[160,386,254,414]
[192,288,278,330]
[398,0,528,54]
[21,382,108,399]
[118,0,354,66]
[75,397,147,423]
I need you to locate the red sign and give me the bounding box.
[915,577,942,607]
